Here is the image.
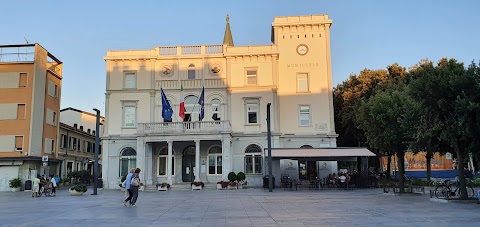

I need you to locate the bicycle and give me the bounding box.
[434,179,475,199]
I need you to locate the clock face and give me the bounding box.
[297,44,308,55]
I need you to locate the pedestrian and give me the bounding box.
[130,168,141,207]
[39,175,45,197]
[123,168,135,206]
[32,175,40,197]
[50,175,57,196]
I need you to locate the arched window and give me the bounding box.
[158,147,175,176]
[119,147,136,177]
[244,144,262,174]
[188,64,195,80]
[184,95,200,122]
[211,99,221,121]
[208,146,222,175]
[300,145,313,149]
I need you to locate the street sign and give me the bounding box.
[42,156,49,162]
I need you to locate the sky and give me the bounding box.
[2,0,479,113]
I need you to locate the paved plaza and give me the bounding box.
[0,187,479,227]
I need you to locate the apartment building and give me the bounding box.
[0,44,62,191]
[58,108,104,178]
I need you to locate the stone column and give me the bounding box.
[194,140,200,182]
[136,138,146,183]
[221,137,232,180]
[167,140,173,185]
[145,143,153,185]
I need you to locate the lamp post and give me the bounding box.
[267,103,273,192]
[92,108,100,195]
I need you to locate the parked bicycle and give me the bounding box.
[434,179,475,199]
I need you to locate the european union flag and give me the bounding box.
[161,88,173,121]
[198,86,205,121]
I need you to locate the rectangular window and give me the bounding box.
[51,140,55,153]
[124,105,136,127]
[246,103,259,124]
[124,72,136,89]
[208,155,222,175]
[246,70,257,85]
[76,163,80,171]
[17,104,25,119]
[188,69,195,80]
[299,105,310,126]
[68,136,72,149]
[47,81,58,98]
[15,136,23,151]
[72,137,77,150]
[60,134,66,148]
[245,155,262,174]
[77,139,81,151]
[19,73,27,87]
[297,73,309,92]
[84,141,88,152]
[67,162,73,174]
[53,112,56,125]
[158,156,174,176]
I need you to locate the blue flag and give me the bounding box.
[198,87,205,121]
[161,88,173,121]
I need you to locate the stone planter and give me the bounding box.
[158,186,168,191]
[227,185,238,190]
[68,189,84,196]
[191,185,202,190]
[11,187,20,192]
[238,184,244,189]
[216,184,223,190]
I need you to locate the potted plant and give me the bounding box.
[9,178,21,192]
[69,184,87,196]
[227,172,237,189]
[237,172,246,189]
[216,181,229,190]
[191,181,204,190]
[156,182,170,191]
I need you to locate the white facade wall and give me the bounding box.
[102,14,337,189]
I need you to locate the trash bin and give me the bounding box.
[97,178,103,188]
[25,180,32,191]
[263,176,276,189]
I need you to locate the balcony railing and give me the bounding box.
[138,121,231,134]
[0,45,35,62]
[156,79,227,90]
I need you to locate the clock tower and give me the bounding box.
[272,15,336,141]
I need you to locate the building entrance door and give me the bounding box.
[182,146,195,182]
[307,161,318,180]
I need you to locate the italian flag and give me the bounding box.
[179,83,185,120]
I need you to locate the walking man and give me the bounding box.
[123,168,135,206]
[130,168,141,207]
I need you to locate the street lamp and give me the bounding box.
[92,108,100,195]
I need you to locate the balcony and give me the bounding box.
[137,121,231,135]
[0,44,35,63]
[156,79,227,90]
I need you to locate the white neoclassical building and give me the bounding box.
[102,15,341,189]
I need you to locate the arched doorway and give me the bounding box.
[182,146,196,182]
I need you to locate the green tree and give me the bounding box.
[409,59,480,199]
[356,86,418,192]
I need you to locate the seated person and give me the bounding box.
[339,174,347,187]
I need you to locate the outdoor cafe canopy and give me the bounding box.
[264,147,376,161]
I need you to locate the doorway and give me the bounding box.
[182,146,195,182]
[307,161,318,180]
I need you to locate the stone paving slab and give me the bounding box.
[0,188,479,226]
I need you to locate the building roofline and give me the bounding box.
[60,122,100,137]
[60,107,105,119]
